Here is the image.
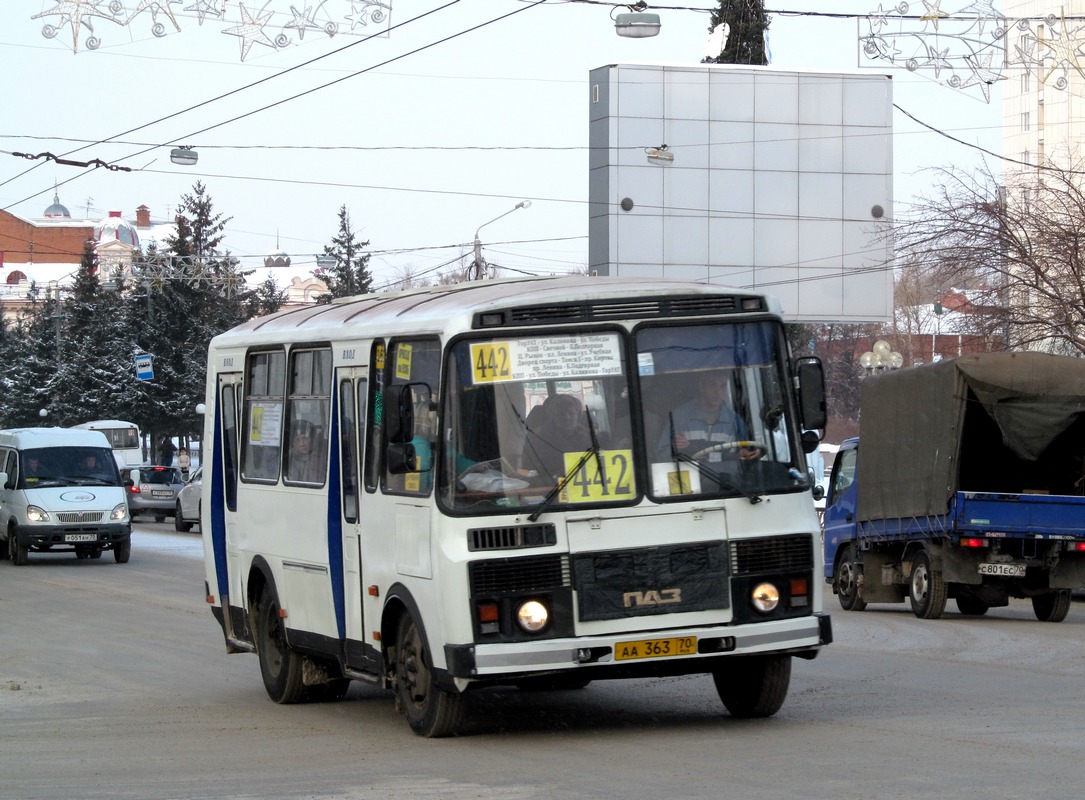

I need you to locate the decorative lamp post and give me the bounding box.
[860,339,904,376]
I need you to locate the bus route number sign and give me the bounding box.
[471,342,511,383]
[558,449,635,503]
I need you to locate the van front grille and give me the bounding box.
[56,511,105,523]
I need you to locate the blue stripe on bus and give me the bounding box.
[210,387,229,602]
[327,388,346,641]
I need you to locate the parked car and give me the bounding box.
[175,465,202,532]
[122,465,184,523]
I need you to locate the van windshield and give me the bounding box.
[19,447,121,489]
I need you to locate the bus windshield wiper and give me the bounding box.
[528,409,604,522]
[667,413,761,504]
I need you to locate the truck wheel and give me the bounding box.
[909,551,946,619]
[835,546,867,611]
[1032,590,1071,622]
[394,612,464,737]
[257,584,306,704]
[955,595,988,615]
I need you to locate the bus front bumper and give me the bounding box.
[444,613,832,680]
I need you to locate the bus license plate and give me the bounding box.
[978,562,1026,577]
[614,636,697,661]
[65,534,96,542]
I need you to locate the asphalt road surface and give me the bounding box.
[2,521,1084,800]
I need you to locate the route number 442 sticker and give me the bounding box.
[558,449,635,503]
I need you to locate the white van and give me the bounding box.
[0,428,132,565]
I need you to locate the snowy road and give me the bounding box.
[1,520,1084,799]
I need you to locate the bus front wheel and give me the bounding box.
[712,655,791,718]
[256,585,305,704]
[394,612,464,738]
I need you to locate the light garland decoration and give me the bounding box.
[31,0,392,60]
[862,2,1085,102]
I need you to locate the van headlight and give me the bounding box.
[110,503,129,521]
[26,505,50,523]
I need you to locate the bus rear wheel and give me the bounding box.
[394,612,464,737]
[712,655,791,718]
[257,585,305,704]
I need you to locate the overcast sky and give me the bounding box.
[2,1,1002,289]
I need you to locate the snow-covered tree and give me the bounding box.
[313,205,373,301]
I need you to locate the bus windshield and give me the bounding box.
[439,321,805,513]
[440,331,634,512]
[635,320,802,500]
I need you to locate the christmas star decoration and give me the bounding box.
[958,51,1003,102]
[919,0,949,32]
[922,42,952,77]
[284,4,322,40]
[128,0,183,34]
[183,0,223,25]
[32,0,111,53]
[1039,10,1085,86]
[222,3,277,61]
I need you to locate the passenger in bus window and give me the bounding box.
[521,394,591,479]
[288,421,325,483]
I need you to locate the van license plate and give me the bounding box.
[978,562,1026,577]
[614,636,697,661]
[65,534,96,543]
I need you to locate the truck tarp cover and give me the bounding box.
[857,352,1085,520]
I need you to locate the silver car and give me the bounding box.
[122,465,184,523]
[175,465,202,532]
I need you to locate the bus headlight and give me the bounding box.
[110,503,129,521]
[751,582,780,613]
[516,600,550,633]
[26,505,50,523]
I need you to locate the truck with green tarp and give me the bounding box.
[823,351,1085,621]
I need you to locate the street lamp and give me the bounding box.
[170,146,198,166]
[613,3,660,37]
[471,200,531,280]
[860,339,903,376]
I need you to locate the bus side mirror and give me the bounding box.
[386,442,418,474]
[383,385,416,444]
[800,430,820,454]
[795,357,827,432]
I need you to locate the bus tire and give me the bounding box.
[1032,590,1071,622]
[909,550,946,619]
[114,539,131,564]
[394,612,464,738]
[257,584,306,704]
[712,655,791,718]
[835,546,867,611]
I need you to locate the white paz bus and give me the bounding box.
[200,276,830,736]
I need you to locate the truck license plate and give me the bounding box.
[978,562,1026,577]
[614,636,697,661]
[65,534,96,543]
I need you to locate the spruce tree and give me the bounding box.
[703,0,771,65]
[313,205,373,302]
